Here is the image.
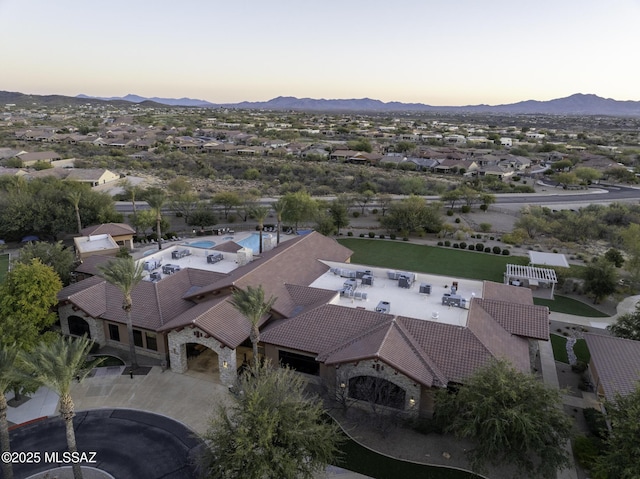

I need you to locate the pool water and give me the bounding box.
[236,233,271,251]
[188,240,216,249]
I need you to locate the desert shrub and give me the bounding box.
[353,211,360,218]
[493,246,502,254]
[368,232,375,238]
[437,241,444,246]
[468,244,475,250]
[484,247,491,253]
[453,243,459,248]
[459,242,467,249]
[347,231,353,236]
[372,208,379,214]
[480,223,492,233]
[402,237,409,241]
[379,234,385,239]
[460,205,471,213]
[390,234,396,240]
[444,240,451,247]
[446,210,454,216]
[572,360,588,373]
[502,249,510,255]
[475,243,484,251]
[359,233,365,238]
[454,218,461,224]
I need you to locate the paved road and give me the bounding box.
[7,409,204,479]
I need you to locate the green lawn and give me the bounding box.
[336,432,482,479]
[550,334,591,364]
[533,296,608,318]
[0,253,9,283]
[337,238,527,283]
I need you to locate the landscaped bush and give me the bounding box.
[453,243,459,248]
[468,244,475,250]
[437,241,444,246]
[402,237,409,241]
[444,240,451,247]
[502,249,510,255]
[454,218,461,223]
[493,246,502,254]
[353,211,360,218]
[459,242,467,249]
[347,231,353,236]
[573,435,601,474]
[484,247,491,253]
[475,243,484,251]
[583,408,608,439]
[379,234,385,239]
[390,234,396,240]
[359,233,365,238]
[460,205,471,213]
[372,208,379,214]
[446,210,454,216]
[572,360,588,373]
[368,232,375,238]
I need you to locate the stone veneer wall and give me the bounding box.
[167,327,237,386]
[335,359,421,415]
[58,303,106,345]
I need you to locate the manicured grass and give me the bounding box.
[336,433,482,479]
[550,334,591,364]
[337,239,527,283]
[533,296,608,318]
[0,253,9,283]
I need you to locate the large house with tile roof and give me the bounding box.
[57,232,549,416]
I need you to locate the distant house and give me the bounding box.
[65,168,120,187]
[73,234,120,261]
[16,150,62,166]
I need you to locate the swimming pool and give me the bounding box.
[188,240,217,249]
[236,233,271,251]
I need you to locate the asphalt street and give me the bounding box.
[6,409,204,479]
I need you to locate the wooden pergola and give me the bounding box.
[504,264,558,297]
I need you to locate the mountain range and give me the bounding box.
[2,90,640,116]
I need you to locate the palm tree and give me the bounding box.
[17,335,103,479]
[97,257,144,370]
[0,345,18,479]
[146,191,166,250]
[67,191,83,234]
[251,205,271,254]
[272,199,286,245]
[229,285,276,365]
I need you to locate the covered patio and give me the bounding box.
[504,264,558,299]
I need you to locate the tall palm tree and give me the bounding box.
[229,285,276,365]
[251,205,271,254]
[67,191,83,234]
[272,199,286,245]
[0,345,18,479]
[146,191,166,250]
[97,257,144,369]
[17,335,103,479]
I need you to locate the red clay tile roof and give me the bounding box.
[74,255,114,276]
[584,333,640,401]
[472,297,549,340]
[80,223,135,237]
[213,241,242,253]
[159,296,253,348]
[482,281,534,304]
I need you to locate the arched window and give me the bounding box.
[68,315,91,338]
[348,375,406,409]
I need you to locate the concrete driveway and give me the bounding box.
[7,409,204,479]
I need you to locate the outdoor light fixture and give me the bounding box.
[409,397,416,407]
[340,382,346,389]
[222,361,228,368]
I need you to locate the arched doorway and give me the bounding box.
[185,342,220,381]
[68,315,91,339]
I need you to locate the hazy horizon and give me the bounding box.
[2,0,639,106]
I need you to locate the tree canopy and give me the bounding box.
[16,241,75,285]
[201,361,341,479]
[0,259,62,351]
[380,196,443,235]
[607,302,640,340]
[435,359,572,478]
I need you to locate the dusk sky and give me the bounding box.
[2,0,639,106]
